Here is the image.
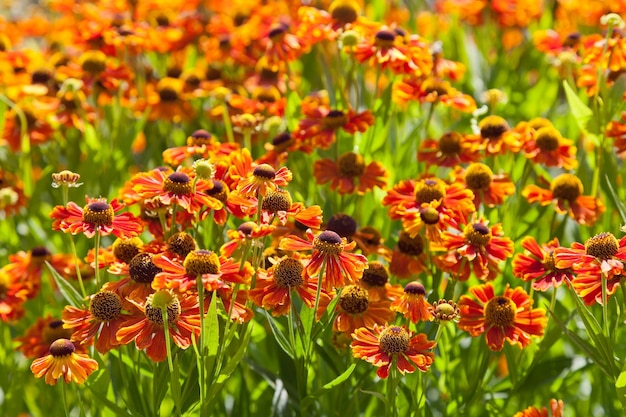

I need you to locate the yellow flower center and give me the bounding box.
[463,223,492,247]
[273,257,305,288]
[322,110,348,130]
[329,0,360,25]
[89,290,123,322]
[271,132,293,152]
[112,238,143,264]
[379,326,410,354]
[163,172,193,195]
[339,285,369,314]
[535,127,561,152]
[360,261,389,287]
[79,50,107,75]
[527,117,552,131]
[484,296,516,328]
[359,226,382,246]
[414,178,446,204]
[82,201,114,226]
[145,291,181,325]
[312,231,343,255]
[129,253,162,283]
[585,232,619,260]
[252,85,281,103]
[183,250,220,276]
[337,152,366,178]
[479,115,509,140]
[465,163,493,191]
[542,252,556,271]
[49,339,76,357]
[262,189,293,213]
[42,320,73,345]
[397,231,424,256]
[550,173,583,202]
[438,132,462,155]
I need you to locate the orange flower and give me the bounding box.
[279,229,368,291]
[1,268,29,322]
[391,281,433,323]
[512,236,574,291]
[514,399,564,417]
[359,261,403,302]
[161,129,240,166]
[393,76,477,112]
[333,284,395,335]
[116,290,201,362]
[388,232,428,279]
[353,28,416,74]
[236,163,292,198]
[30,339,98,385]
[474,115,523,155]
[458,283,547,351]
[264,24,309,70]
[351,324,435,378]
[130,167,223,214]
[522,173,604,225]
[313,152,388,195]
[62,290,127,354]
[439,218,514,281]
[249,256,329,317]
[606,111,626,158]
[397,199,458,244]
[50,196,143,239]
[14,316,77,359]
[554,232,626,305]
[452,163,515,208]
[418,131,482,168]
[220,221,276,258]
[520,123,578,170]
[293,105,374,151]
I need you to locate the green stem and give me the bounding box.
[601,272,609,335]
[196,274,206,406]
[94,230,101,288]
[161,307,182,417]
[387,363,399,417]
[222,102,235,143]
[68,234,87,298]
[61,381,70,417]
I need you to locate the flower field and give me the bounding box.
[1,0,626,416]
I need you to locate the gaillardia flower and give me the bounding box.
[30,339,99,385]
[458,283,547,351]
[512,236,574,291]
[351,324,436,378]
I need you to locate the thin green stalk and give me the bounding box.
[161,307,182,417]
[94,230,101,288]
[196,274,206,407]
[601,272,609,335]
[61,381,70,417]
[222,102,235,143]
[68,234,87,298]
[387,363,399,417]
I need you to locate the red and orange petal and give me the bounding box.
[313,158,387,195]
[62,305,124,354]
[607,113,626,158]
[512,236,573,291]
[388,248,428,279]
[30,343,99,385]
[391,293,433,323]
[333,299,395,335]
[514,399,564,417]
[14,316,79,359]
[571,271,623,305]
[0,269,29,322]
[398,200,458,243]
[236,166,292,198]
[458,283,547,351]
[50,197,143,239]
[351,325,436,379]
[522,184,603,225]
[418,134,482,168]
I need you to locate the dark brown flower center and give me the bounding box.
[422,78,451,96]
[464,223,491,246]
[89,290,123,322]
[479,116,509,140]
[188,129,213,146]
[360,261,389,287]
[535,127,560,151]
[337,152,366,178]
[253,164,276,180]
[420,206,440,225]
[42,320,73,345]
[397,232,424,256]
[550,173,583,202]
[329,0,359,25]
[585,232,619,260]
[184,250,220,275]
[145,298,181,325]
[167,232,197,258]
[129,253,162,284]
[465,163,493,191]
[415,178,446,204]
[374,30,395,48]
[484,296,516,327]
[113,238,142,264]
[379,326,409,354]
[49,338,76,357]
[83,201,114,226]
[312,231,343,255]
[163,172,193,195]
[262,189,292,213]
[207,179,228,203]
[403,281,426,296]
[339,285,369,314]
[322,110,348,130]
[438,132,462,155]
[326,213,358,239]
[273,257,304,288]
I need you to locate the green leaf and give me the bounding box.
[85,382,136,417]
[604,174,626,225]
[616,360,626,410]
[84,122,99,152]
[45,261,85,308]
[264,311,294,359]
[320,363,356,391]
[563,80,593,132]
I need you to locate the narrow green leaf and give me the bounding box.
[217,323,253,383]
[45,261,85,308]
[604,175,626,225]
[616,360,626,410]
[264,311,294,359]
[84,123,99,152]
[563,80,593,132]
[85,383,135,417]
[320,363,356,391]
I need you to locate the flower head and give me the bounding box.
[313,152,388,195]
[512,236,574,291]
[391,281,433,323]
[351,324,435,378]
[458,283,547,351]
[333,284,395,334]
[30,339,99,385]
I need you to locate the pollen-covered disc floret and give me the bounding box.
[163,172,193,195]
[183,250,220,275]
[145,290,181,325]
[534,126,561,151]
[479,115,509,139]
[49,339,76,357]
[550,173,583,201]
[361,261,389,287]
[329,0,360,25]
[464,223,492,246]
[129,253,162,284]
[253,164,276,180]
[379,326,410,354]
[397,231,424,256]
[262,188,292,213]
[82,201,114,226]
[432,299,459,322]
[374,30,395,48]
[337,152,366,178]
[484,296,516,328]
[465,163,493,191]
[312,230,343,255]
[167,232,197,258]
[585,232,619,260]
[207,180,228,203]
[112,238,143,263]
[89,291,123,322]
[339,285,369,314]
[438,132,462,155]
[273,257,304,288]
[414,178,446,204]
